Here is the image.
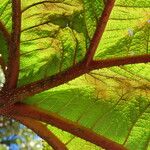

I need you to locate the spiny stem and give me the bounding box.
[84,0,115,66]
[0,54,149,111]
[6,0,21,89]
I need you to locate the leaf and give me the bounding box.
[17,0,104,86]
[18,1,150,150]
[94,0,150,59]
[0,0,12,31]
[0,0,150,150]
[0,0,11,64]
[24,63,150,150]
[44,125,102,150]
[95,22,150,58]
[17,0,149,86]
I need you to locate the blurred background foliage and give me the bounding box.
[0,117,43,150]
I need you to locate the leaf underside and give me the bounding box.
[0,0,150,149]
